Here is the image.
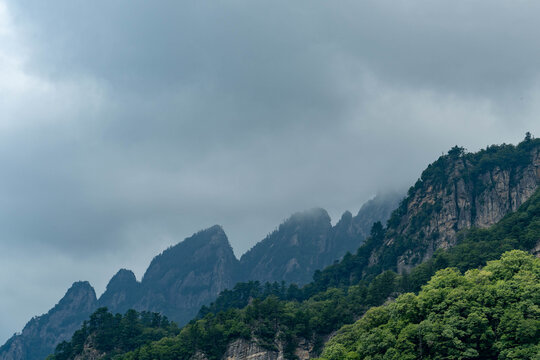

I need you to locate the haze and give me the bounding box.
[1,0,540,343]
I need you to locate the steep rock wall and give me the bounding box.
[382,144,540,273]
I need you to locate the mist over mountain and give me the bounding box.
[0,193,399,360]
[3,138,540,360]
[240,192,401,285]
[4,0,540,350]
[41,137,540,360]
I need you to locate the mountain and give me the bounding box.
[378,140,540,273]
[95,225,241,325]
[132,225,240,325]
[0,282,97,360]
[0,226,239,360]
[53,185,540,360]
[97,269,140,315]
[1,191,400,360]
[16,138,540,360]
[239,208,333,285]
[239,193,402,285]
[44,137,540,360]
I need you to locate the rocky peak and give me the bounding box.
[58,281,97,309]
[352,192,402,238]
[98,269,139,314]
[141,225,236,284]
[239,208,333,285]
[0,282,97,360]
[133,225,240,324]
[339,210,353,222]
[239,194,403,286]
[284,207,331,226]
[381,139,540,273]
[107,269,137,287]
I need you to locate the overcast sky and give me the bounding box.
[1,0,540,343]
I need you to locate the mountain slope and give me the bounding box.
[127,186,540,360]
[382,140,540,273]
[319,250,540,360]
[10,139,539,360]
[0,282,97,360]
[239,208,334,285]
[1,192,399,360]
[52,184,540,360]
[132,225,240,325]
[239,192,402,285]
[97,269,140,315]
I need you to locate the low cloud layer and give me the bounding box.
[1,0,540,343]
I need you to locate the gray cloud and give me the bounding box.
[1,0,540,344]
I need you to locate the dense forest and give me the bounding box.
[47,310,179,360]
[318,250,540,359]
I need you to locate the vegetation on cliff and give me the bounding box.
[49,186,540,360]
[46,138,540,360]
[47,309,178,360]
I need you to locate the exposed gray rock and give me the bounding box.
[73,335,103,360]
[97,269,139,315]
[239,208,333,285]
[240,192,402,285]
[0,282,97,360]
[190,338,314,360]
[132,225,240,325]
[384,145,540,273]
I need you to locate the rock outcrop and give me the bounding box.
[133,225,240,325]
[239,208,334,285]
[190,338,315,360]
[0,282,97,360]
[240,193,402,285]
[381,142,540,273]
[97,269,140,315]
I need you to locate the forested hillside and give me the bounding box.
[48,183,540,360]
[48,310,179,360]
[1,192,400,360]
[318,250,540,360]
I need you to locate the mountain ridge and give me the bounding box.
[54,185,540,360]
[0,193,400,360]
[6,138,540,360]
[39,136,540,360]
[0,282,97,360]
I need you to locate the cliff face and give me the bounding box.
[239,208,333,285]
[240,193,401,285]
[0,282,97,360]
[322,192,402,266]
[97,269,140,315]
[352,192,403,239]
[381,142,540,273]
[190,338,314,360]
[0,227,240,360]
[133,225,240,325]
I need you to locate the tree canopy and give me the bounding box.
[319,250,540,360]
